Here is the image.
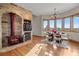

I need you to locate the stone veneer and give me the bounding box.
[0,3,32,48]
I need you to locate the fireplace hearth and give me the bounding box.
[7,35,23,46]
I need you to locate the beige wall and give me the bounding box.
[32,16,43,36]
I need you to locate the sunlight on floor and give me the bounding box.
[44,50,53,56]
[26,43,47,56]
[53,44,57,50]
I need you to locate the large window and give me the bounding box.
[43,15,79,32]
[43,20,48,29]
[56,19,62,31]
[64,17,70,31]
[49,20,54,30]
[73,16,79,32]
[43,20,54,31]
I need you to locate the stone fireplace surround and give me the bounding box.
[0,3,32,49]
[7,13,22,46]
[2,12,23,47]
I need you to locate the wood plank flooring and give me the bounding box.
[38,40,79,56]
[0,36,79,56]
[0,36,43,56]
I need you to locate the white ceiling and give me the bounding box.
[16,3,79,16]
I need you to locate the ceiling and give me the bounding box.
[15,3,79,16]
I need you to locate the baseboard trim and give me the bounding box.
[32,35,44,38]
[33,35,79,43]
[69,39,79,43]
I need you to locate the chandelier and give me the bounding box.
[53,8,57,19]
[51,8,57,19]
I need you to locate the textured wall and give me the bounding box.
[0,14,2,48]
[0,3,32,20]
[14,14,22,35]
[0,3,32,48]
[2,14,22,36]
[2,13,10,37]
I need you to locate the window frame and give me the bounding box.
[43,15,79,33]
[64,17,71,32]
[49,20,54,29]
[73,16,79,32]
[56,19,62,31]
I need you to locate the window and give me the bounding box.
[43,20,48,29]
[73,16,79,32]
[64,17,70,31]
[49,20,54,29]
[56,19,62,31]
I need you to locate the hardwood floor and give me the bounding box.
[0,36,79,56]
[38,40,79,56]
[0,36,43,56]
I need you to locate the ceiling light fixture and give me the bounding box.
[51,8,57,19]
[53,8,57,19]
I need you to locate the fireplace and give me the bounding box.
[1,4,32,48]
[1,13,23,46]
[6,13,19,45]
[24,32,31,41]
[2,13,32,47]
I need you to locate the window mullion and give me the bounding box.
[70,16,73,32]
[62,18,64,31]
[54,19,56,30]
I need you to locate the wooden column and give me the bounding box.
[0,14,2,48]
[54,19,56,30]
[48,20,50,31]
[70,16,73,32]
[62,18,64,31]
[22,17,24,35]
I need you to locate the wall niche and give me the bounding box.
[23,19,32,42]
